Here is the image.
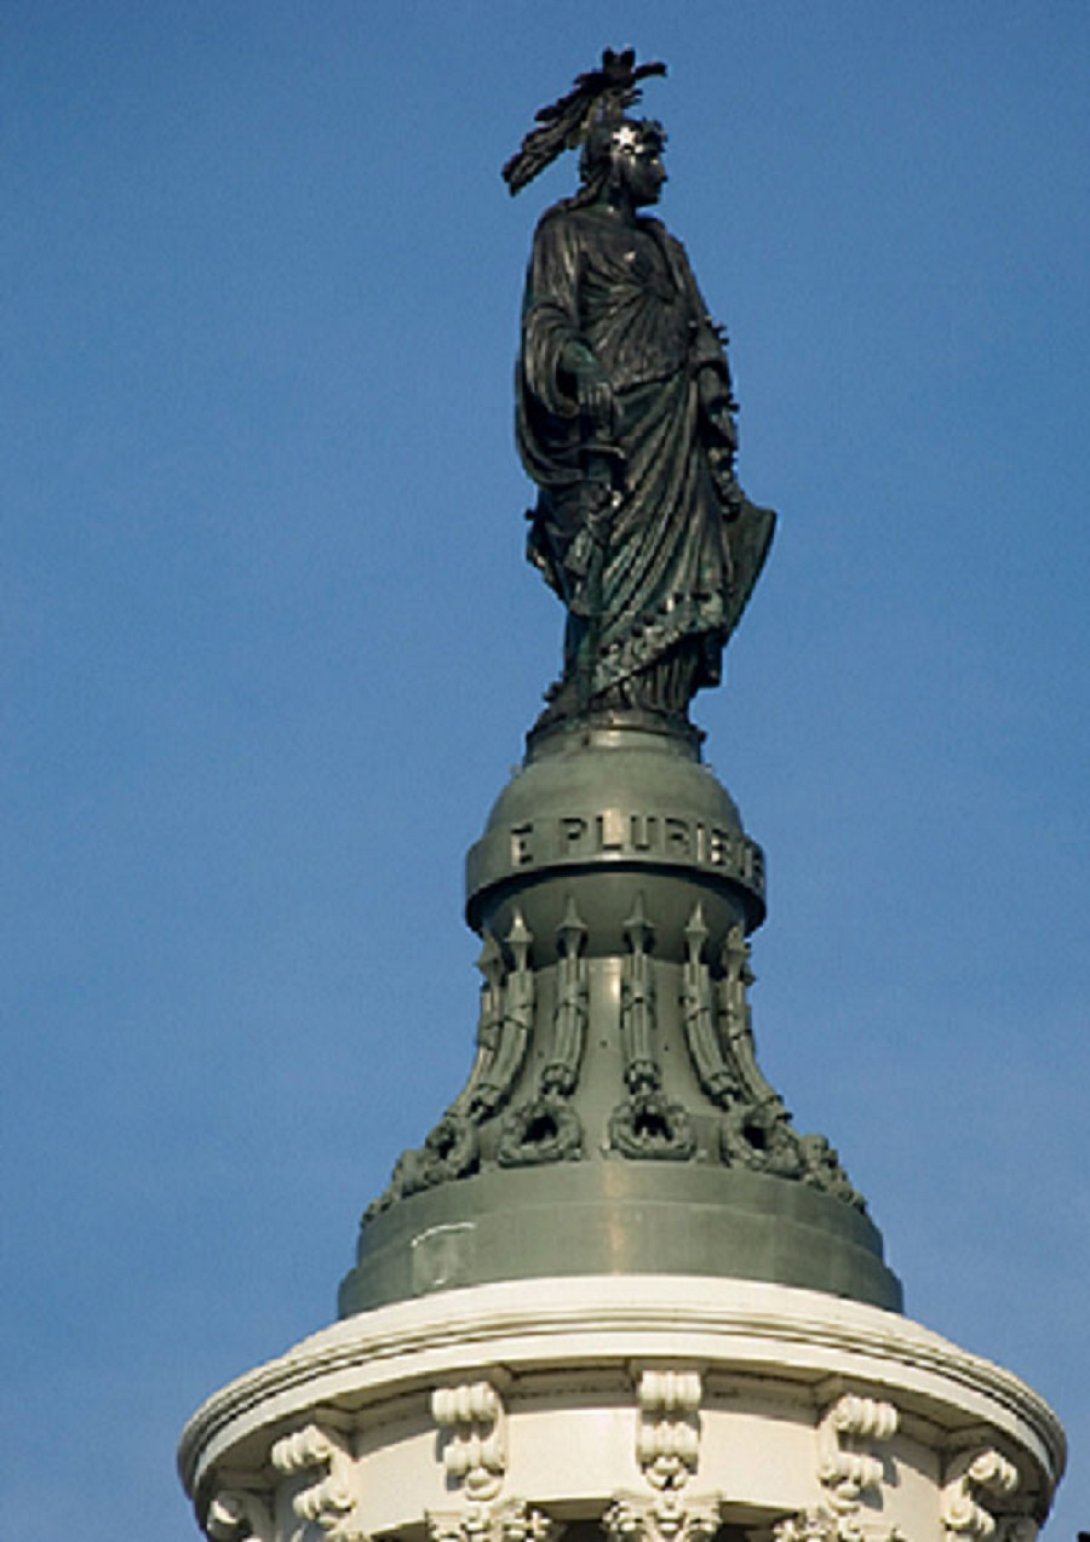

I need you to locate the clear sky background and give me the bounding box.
[4,4,1088,1539]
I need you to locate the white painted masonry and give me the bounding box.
[180,1275,1063,1542]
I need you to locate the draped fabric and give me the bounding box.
[517,203,774,716]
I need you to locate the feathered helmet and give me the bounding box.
[502,48,666,197]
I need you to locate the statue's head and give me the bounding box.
[502,51,668,203]
[578,114,667,207]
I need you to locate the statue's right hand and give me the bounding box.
[561,343,617,431]
[576,367,617,428]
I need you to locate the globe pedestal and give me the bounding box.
[180,722,1064,1542]
[341,722,900,1318]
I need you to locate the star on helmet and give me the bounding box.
[612,124,641,154]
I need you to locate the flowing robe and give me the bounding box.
[517,202,774,715]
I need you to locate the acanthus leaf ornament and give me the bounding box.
[773,1509,844,1542]
[773,1509,907,1542]
[602,1492,722,1542]
[427,1500,558,1542]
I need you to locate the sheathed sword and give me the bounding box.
[575,442,620,713]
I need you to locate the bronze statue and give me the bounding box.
[505,51,775,726]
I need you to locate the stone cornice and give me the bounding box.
[180,1275,1065,1499]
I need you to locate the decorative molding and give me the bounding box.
[431,1380,508,1501]
[942,1449,1020,1540]
[270,1423,366,1542]
[427,1499,557,1542]
[603,1491,722,1542]
[205,1490,274,1542]
[635,1368,703,1490]
[179,1276,1067,1503]
[817,1393,899,1512]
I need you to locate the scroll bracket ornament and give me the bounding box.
[941,1448,1021,1541]
[270,1423,367,1542]
[205,1488,275,1542]
[817,1393,899,1513]
[634,1367,703,1490]
[432,1379,508,1502]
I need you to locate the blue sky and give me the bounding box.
[4,4,1088,1539]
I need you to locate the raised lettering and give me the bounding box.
[664,817,692,856]
[707,827,732,867]
[630,814,658,852]
[558,815,589,853]
[510,823,535,867]
[596,811,626,852]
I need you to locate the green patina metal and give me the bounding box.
[340,720,902,1316]
[338,53,902,1319]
